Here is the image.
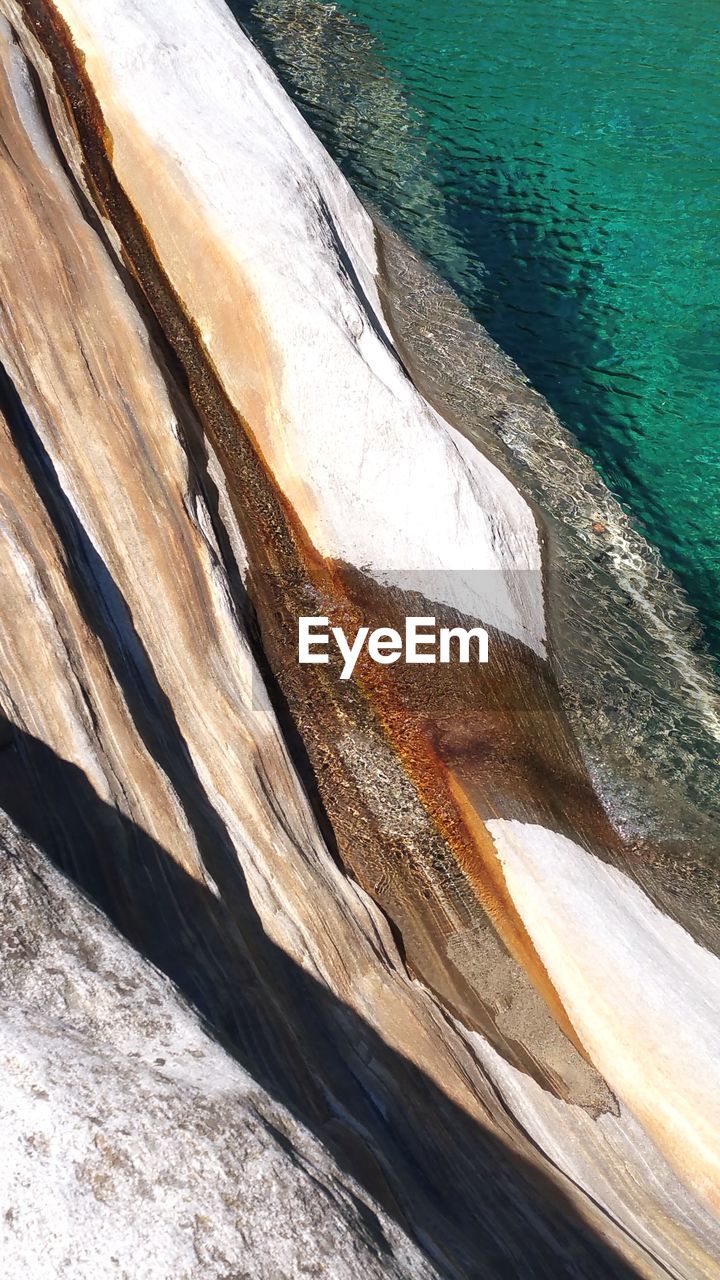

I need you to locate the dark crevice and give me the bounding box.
[0,353,328,1104]
[12,17,349,888]
[16,0,359,887]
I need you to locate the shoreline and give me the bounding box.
[373,210,720,901]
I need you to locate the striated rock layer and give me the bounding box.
[0,1,718,1276]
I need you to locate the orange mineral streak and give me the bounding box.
[16,0,586,1059]
[351,644,586,1053]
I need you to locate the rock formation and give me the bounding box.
[0,1,718,1276]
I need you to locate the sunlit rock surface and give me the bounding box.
[0,1,718,1276]
[0,817,440,1280]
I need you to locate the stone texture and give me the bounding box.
[0,816,440,1280]
[0,2,718,1276]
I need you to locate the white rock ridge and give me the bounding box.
[488,819,720,1213]
[45,0,546,655]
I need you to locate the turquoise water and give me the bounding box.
[239,0,720,663]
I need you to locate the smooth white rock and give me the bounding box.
[48,0,546,654]
[486,818,720,1211]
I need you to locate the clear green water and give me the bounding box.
[240,0,720,663]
